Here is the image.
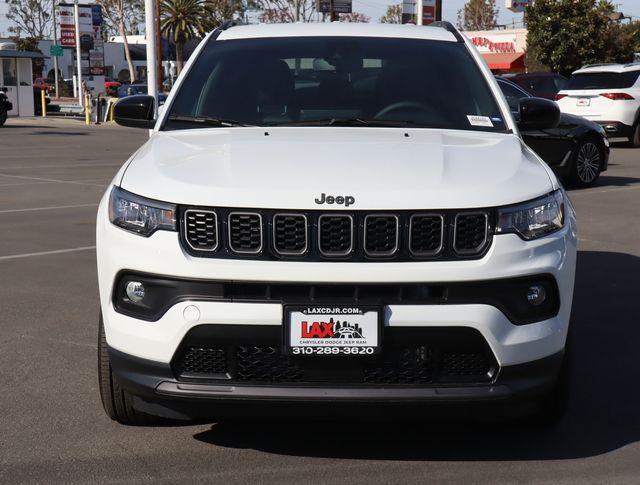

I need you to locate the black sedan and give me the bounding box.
[497,77,609,188]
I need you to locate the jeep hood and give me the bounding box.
[119,127,554,210]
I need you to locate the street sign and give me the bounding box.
[50,45,63,57]
[317,0,352,14]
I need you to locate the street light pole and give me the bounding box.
[416,0,423,25]
[73,0,82,101]
[52,1,60,98]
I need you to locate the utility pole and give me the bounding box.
[144,0,159,123]
[52,1,60,98]
[416,0,423,25]
[155,0,163,92]
[329,0,337,21]
[74,0,82,101]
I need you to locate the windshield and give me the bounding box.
[567,71,640,90]
[164,36,507,132]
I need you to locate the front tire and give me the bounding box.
[98,313,159,425]
[568,139,602,188]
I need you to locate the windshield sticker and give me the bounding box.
[467,115,494,127]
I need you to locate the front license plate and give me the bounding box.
[284,305,382,356]
[576,97,591,106]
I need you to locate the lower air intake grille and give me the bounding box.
[228,212,262,254]
[236,346,304,382]
[184,210,218,251]
[454,213,489,255]
[174,347,226,377]
[171,327,497,386]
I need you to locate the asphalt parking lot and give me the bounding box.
[1,117,639,484]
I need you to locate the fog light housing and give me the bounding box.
[125,281,145,303]
[526,285,546,306]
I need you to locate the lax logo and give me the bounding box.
[300,318,364,339]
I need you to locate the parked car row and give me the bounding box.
[496,77,608,188]
[555,62,640,146]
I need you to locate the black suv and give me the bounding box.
[0,89,12,127]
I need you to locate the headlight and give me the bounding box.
[109,186,176,236]
[496,190,565,240]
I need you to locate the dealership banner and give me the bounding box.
[58,3,105,76]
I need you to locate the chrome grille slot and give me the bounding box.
[273,214,307,255]
[454,212,489,255]
[318,214,354,256]
[184,210,218,251]
[364,214,399,256]
[409,214,443,257]
[228,212,263,254]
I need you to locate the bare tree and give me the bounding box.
[379,4,402,24]
[7,0,53,39]
[96,0,142,82]
[258,0,317,23]
[457,0,499,31]
[339,12,370,22]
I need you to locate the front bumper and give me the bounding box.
[109,344,564,420]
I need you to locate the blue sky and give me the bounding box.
[354,0,640,25]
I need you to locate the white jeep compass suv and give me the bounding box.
[556,62,640,146]
[97,21,576,424]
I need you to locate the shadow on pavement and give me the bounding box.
[193,250,640,461]
[28,131,88,136]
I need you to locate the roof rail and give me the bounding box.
[428,21,464,43]
[580,63,619,69]
[218,20,242,31]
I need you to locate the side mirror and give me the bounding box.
[518,97,560,130]
[114,95,156,129]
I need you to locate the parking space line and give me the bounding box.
[0,246,96,261]
[0,181,52,187]
[0,173,106,188]
[1,162,121,169]
[0,203,98,214]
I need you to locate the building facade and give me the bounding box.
[463,28,528,74]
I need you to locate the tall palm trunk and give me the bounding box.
[176,41,185,74]
[119,17,136,83]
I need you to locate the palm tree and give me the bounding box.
[160,0,206,74]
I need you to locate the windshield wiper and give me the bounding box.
[267,118,417,127]
[167,115,253,127]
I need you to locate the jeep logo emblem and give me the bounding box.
[315,193,355,207]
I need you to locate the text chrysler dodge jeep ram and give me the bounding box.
[97,21,576,424]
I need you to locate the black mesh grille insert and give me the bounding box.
[364,215,398,256]
[319,215,353,256]
[236,346,304,382]
[171,327,497,386]
[174,347,227,377]
[454,213,488,254]
[363,347,435,384]
[184,210,217,251]
[273,214,307,255]
[229,213,262,253]
[440,352,491,379]
[409,215,443,256]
